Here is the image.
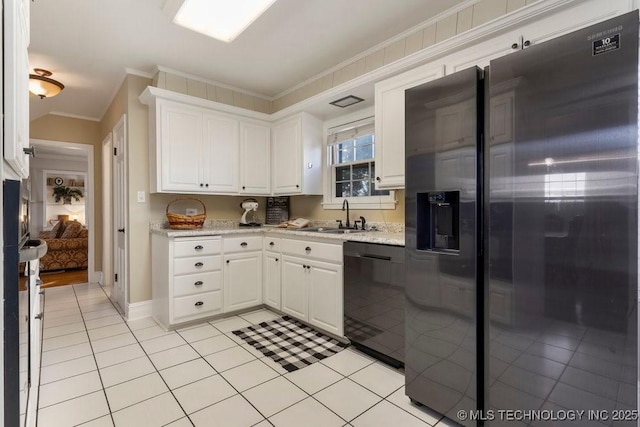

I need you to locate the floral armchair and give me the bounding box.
[38,220,88,271]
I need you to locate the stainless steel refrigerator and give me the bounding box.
[405,11,638,426]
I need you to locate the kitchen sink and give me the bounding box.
[301,227,363,234]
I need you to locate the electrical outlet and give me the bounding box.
[137,191,145,203]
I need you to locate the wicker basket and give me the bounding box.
[166,198,206,229]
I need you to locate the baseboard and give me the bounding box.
[126,300,152,321]
[90,270,103,285]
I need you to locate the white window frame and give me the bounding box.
[322,107,396,210]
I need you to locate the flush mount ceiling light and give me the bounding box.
[29,68,65,99]
[330,95,365,108]
[165,0,277,43]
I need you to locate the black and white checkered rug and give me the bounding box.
[232,316,348,372]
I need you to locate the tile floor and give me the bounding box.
[37,283,454,427]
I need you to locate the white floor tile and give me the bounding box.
[351,400,427,427]
[314,379,381,422]
[126,317,159,331]
[42,331,89,352]
[173,374,237,414]
[160,358,217,389]
[204,345,256,372]
[87,323,131,341]
[210,316,252,333]
[99,356,157,388]
[269,397,345,427]
[149,344,201,370]
[91,332,137,354]
[133,324,174,342]
[240,309,282,325]
[190,334,237,356]
[37,391,110,427]
[164,418,193,427]
[140,333,186,354]
[177,323,222,342]
[41,342,93,367]
[386,388,442,425]
[77,415,114,426]
[44,307,81,320]
[321,349,375,376]
[111,392,185,427]
[349,362,404,397]
[285,362,343,394]
[242,376,307,417]
[39,370,103,408]
[43,313,84,329]
[222,359,279,391]
[105,372,168,411]
[82,308,120,321]
[40,355,97,385]
[189,394,264,427]
[81,302,117,314]
[94,343,146,369]
[85,314,125,330]
[43,321,86,339]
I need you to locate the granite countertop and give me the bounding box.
[150,220,405,246]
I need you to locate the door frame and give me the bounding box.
[112,115,128,315]
[30,139,96,282]
[101,132,113,297]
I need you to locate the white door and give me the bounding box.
[202,113,239,193]
[280,256,307,320]
[223,252,262,312]
[240,121,271,195]
[263,252,281,309]
[112,115,127,314]
[308,260,343,336]
[101,133,113,298]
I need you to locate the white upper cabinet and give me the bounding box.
[203,112,239,193]
[4,0,31,179]
[272,112,322,195]
[240,121,271,195]
[374,64,444,190]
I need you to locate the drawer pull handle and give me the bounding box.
[269,242,275,246]
[194,245,204,250]
[305,246,311,252]
[194,281,203,286]
[241,242,248,247]
[195,301,204,307]
[195,262,204,267]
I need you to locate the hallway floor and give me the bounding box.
[37,283,451,427]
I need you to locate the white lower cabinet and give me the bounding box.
[263,246,281,310]
[280,237,343,337]
[223,251,262,312]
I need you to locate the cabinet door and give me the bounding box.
[223,252,262,312]
[203,113,239,193]
[263,252,281,310]
[374,64,444,189]
[308,260,343,337]
[159,102,204,192]
[240,121,271,195]
[281,256,307,320]
[272,118,302,194]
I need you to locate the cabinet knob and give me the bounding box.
[269,242,275,246]
[200,183,204,187]
[205,183,209,187]
[376,176,381,182]
[241,242,248,247]
[275,258,279,262]
[523,40,531,47]
[305,246,311,252]
[195,301,204,307]
[35,313,44,320]
[242,186,246,190]
[195,262,204,267]
[302,264,307,269]
[194,281,203,286]
[226,260,230,264]
[511,42,519,49]
[296,184,300,188]
[23,147,35,157]
[194,245,204,250]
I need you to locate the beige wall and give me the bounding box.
[29,114,103,270]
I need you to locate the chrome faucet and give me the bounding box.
[342,199,350,228]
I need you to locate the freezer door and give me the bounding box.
[405,66,481,426]
[487,11,638,421]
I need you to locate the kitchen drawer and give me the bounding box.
[174,238,221,258]
[174,255,221,276]
[173,271,222,297]
[223,235,262,253]
[173,291,222,320]
[263,237,281,252]
[280,239,342,263]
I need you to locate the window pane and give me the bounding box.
[352,163,369,179]
[370,181,390,196]
[354,134,374,146]
[337,147,354,163]
[355,144,373,161]
[336,166,351,181]
[336,182,351,197]
[338,140,355,149]
[352,180,370,197]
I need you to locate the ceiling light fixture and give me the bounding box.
[330,95,365,108]
[165,0,277,43]
[29,68,65,99]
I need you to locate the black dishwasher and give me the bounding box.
[343,241,405,368]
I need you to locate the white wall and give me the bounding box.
[29,156,87,236]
